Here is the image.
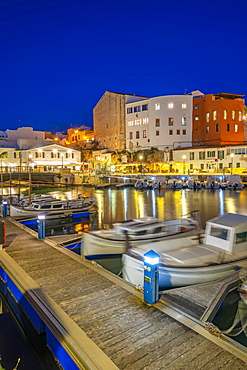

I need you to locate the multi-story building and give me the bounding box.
[126,94,195,151]
[67,126,94,148]
[0,127,51,149]
[173,144,247,174]
[93,91,147,151]
[192,93,245,146]
[0,144,81,172]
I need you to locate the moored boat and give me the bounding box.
[9,197,97,218]
[122,213,247,290]
[186,178,202,189]
[204,176,220,189]
[81,212,202,259]
[166,178,183,189]
[226,175,243,190]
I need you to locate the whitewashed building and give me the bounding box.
[0,144,81,172]
[126,94,194,152]
[173,145,247,173]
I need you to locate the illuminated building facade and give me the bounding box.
[192,93,245,146]
[93,91,147,151]
[126,94,194,151]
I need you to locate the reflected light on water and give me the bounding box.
[156,195,165,220]
[123,189,128,219]
[225,196,237,214]
[218,190,225,215]
[181,189,188,218]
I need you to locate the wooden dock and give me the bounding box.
[1,217,247,369]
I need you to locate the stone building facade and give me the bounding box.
[93,91,147,151]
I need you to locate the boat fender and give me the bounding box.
[234,265,243,271]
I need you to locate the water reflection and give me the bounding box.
[4,186,247,229]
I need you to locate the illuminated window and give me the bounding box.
[235,124,239,132]
[142,104,148,111]
[195,116,199,121]
[128,120,134,126]
[182,117,186,125]
[206,126,209,133]
[155,119,160,127]
[127,107,132,114]
[168,102,174,109]
[206,113,209,122]
[143,130,147,138]
[195,104,199,109]
[135,119,141,125]
[224,110,227,120]
[239,111,242,121]
[213,111,217,121]
[182,102,187,109]
[129,132,133,139]
[232,110,235,120]
[155,103,160,110]
[136,131,140,139]
[134,106,141,113]
[156,131,159,136]
[142,117,149,124]
[190,152,194,160]
[168,117,173,126]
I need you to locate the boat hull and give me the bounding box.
[122,254,247,289]
[82,227,201,258]
[10,204,94,218]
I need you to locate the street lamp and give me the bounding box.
[230,153,234,175]
[182,155,186,174]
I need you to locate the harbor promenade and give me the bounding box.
[0,217,247,369]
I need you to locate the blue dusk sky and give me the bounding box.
[1,0,247,133]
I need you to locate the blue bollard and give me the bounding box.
[2,200,8,217]
[37,213,46,239]
[143,250,160,305]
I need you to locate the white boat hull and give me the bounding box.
[122,253,247,289]
[10,203,94,218]
[82,227,201,258]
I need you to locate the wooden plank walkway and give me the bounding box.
[1,217,247,369]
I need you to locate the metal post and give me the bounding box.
[37,213,46,239]
[143,250,160,305]
[2,200,8,217]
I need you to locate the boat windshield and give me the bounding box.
[210,226,229,240]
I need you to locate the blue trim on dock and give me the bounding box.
[0,266,80,370]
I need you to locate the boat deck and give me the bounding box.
[1,217,247,369]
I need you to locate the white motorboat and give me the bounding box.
[204,176,220,189]
[186,179,202,190]
[166,178,183,189]
[226,175,243,190]
[122,213,247,290]
[134,179,153,189]
[81,213,202,258]
[9,197,97,218]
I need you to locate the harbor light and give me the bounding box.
[143,250,160,304]
[37,213,46,239]
[2,200,8,217]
